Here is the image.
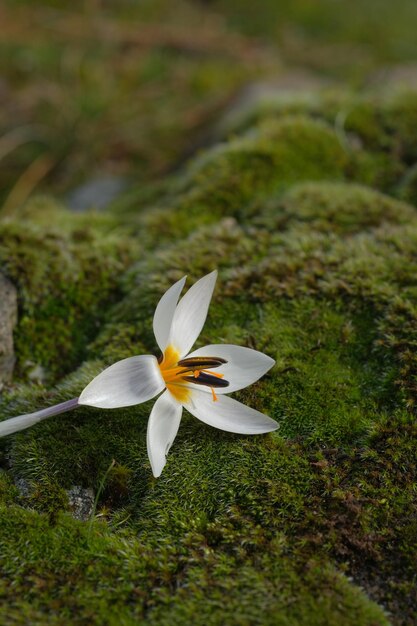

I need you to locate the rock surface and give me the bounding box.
[67,176,128,212]
[0,273,17,387]
[67,486,95,521]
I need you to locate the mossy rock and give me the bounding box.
[216,90,417,194]
[115,115,350,246]
[0,197,137,382]
[3,87,417,625]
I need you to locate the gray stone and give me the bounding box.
[67,175,128,212]
[14,479,95,522]
[67,485,95,521]
[0,273,17,387]
[14,477,32,498]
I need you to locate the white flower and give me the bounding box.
[78,271,278,477]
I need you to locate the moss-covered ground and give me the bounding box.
[1,1,417,625]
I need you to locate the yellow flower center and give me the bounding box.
[159,346,191,403]
[158,345,229,403]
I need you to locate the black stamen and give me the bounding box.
[183,372,229,388]
[178,356,227,369]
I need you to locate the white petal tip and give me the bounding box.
[265,356,275,369]
[206,269,218,285]
[262,421,280,433]
[153,276,188,353]
[185,392,279,435]
[168,270,219,357]
[246,416,280,434]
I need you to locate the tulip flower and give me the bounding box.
[0,271,278,476]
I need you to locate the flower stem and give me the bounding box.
[0,397,79,437]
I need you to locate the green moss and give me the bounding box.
[26,478,69,521]
[3,3,417,623]
[124,116,350,245]
[5,84,417,624]
[215,90,417,196]
[243,180,416,235]
[113,91,417,246]
[106,87,417,260]
[0,471,19,506]
[303,408,417,622]
[378,92,417,164]
[0,505,389,626]
[0,198,137,382]
[102,462,133,508]
[398,164,417,205]
[4,200,413,619]
[265,182,416,234]
[87,323,149,364]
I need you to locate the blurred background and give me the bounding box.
[2,0,417,211]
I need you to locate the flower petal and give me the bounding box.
[186,344,275,394]
[78,355,165,408]
[168,270,217,358]
[153,275,187,353]
[146,390,183,477]
[183,390,278,434]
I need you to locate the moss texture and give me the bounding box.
[2,90,417,624]
[2,2,417,624]
[0,198,137,381]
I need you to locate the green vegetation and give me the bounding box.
[0,200,136,381]
[0,0,263,205]
[1,1,417,625]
